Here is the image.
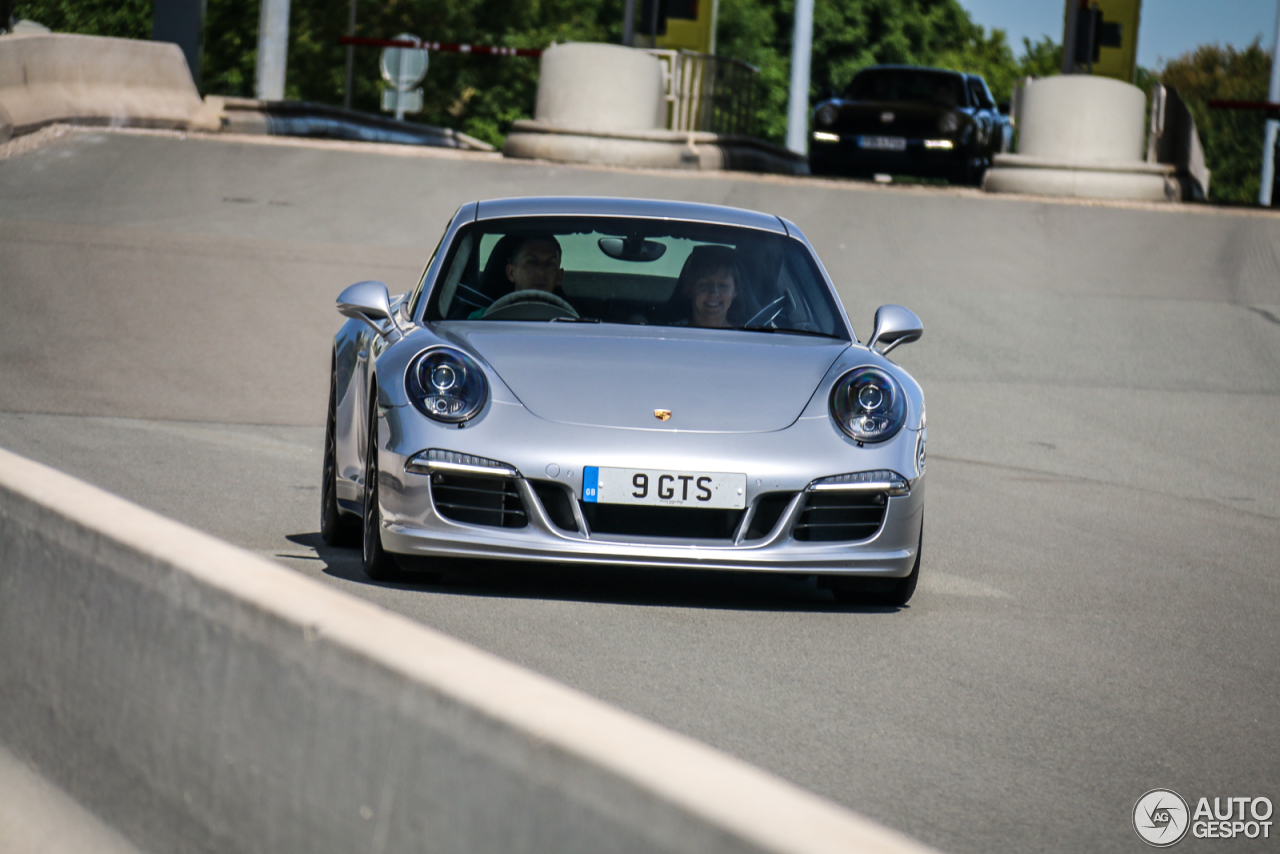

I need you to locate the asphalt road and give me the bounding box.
[2,129,1278,854]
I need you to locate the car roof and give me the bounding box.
[856,64,967,79]
[473,197,788,235]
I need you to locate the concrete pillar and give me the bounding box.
[152,0,205,87]
[534,42,665,132]
[984,75,1176,201]
[1017,75,1146,163]
[255,0,290,102]
[785,0,813,155]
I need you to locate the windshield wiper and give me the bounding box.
[739,325,845,339]
[549,316,602,323]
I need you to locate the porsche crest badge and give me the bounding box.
[654,409,672,421]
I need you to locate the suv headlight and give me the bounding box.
[406,347,488,423]
[830,367,907,443]
[815,104,838,127]
[937,111,961,134]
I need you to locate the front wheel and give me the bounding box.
[361,396,401,583]
[830,520,922,607]
[321,366,360,547]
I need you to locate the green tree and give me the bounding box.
[1156,40,1271,205]
[11,0,151,39]
[248,0,623,147]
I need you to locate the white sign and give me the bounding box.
[379,34,428,120]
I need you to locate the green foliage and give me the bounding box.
[11,0,151,40]
[228,0,624,148]
[1156,40,1272,205]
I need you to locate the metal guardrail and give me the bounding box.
[646,50,759,136]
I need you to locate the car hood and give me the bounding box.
[447,324,848,433]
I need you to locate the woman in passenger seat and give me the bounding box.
[674,245,741,328]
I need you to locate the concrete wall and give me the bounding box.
[0,446,935,854]
[0,33,214,135]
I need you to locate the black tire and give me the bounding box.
[361,389,402,583]
[321,364,360,547]
[831,519,922,607]
[949,157,986,187]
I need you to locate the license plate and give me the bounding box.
[583,466,746,509]
[858,135,907,151]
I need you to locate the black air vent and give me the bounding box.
[431,473,526,528]
[792,492,887,542]
[582,503,742,540]
[531,481,580,532]
[744,493,795,540]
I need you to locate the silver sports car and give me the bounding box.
[322,197,927,605]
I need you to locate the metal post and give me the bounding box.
[1062,0,1080,74]
[623,0,635,47]
[1260,0,1280,205]
[395,48,407,121]
[254,0,291,101]
[785,0,814,155]
[343,0,356,110]
[1085,5,1098,75]
[152,0,206,88]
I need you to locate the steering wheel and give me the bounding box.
[482,289,580,321]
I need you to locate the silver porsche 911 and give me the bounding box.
[322,197,926,605]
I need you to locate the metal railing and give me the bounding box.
[646,50,759,136]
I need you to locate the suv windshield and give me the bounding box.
[844,69,967,108]
[424,216,847,338]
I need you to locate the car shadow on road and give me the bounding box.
[286,532,906,615]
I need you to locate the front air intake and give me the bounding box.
[792,492,888,542]
[430,472,527,528]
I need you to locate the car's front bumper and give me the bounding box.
[362,381,927,578]
[378,464,925,578]
[809,134,969,177]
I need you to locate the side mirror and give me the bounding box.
[337,280,401,339]
[997,101,1011,115]
[867,304,922,356]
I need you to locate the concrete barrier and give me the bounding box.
[984,75,1176,201]
[0,33,217,135]
[503,43,806,175]
[0,446,937,854]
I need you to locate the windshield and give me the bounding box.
[424,216,847,338]
[844,69,967,108]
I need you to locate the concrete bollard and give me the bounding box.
[984,75,1177,201]
[534,42,666,133]
[503,42,806,174]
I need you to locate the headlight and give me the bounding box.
[830,367,907,443]
[815,104,838,127]
[406,347,488,423]
[937,111,961,134]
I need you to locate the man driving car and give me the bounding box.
[506,235,563,293]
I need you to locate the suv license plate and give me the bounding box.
[858,135,907,151]
[584,466,746,509]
